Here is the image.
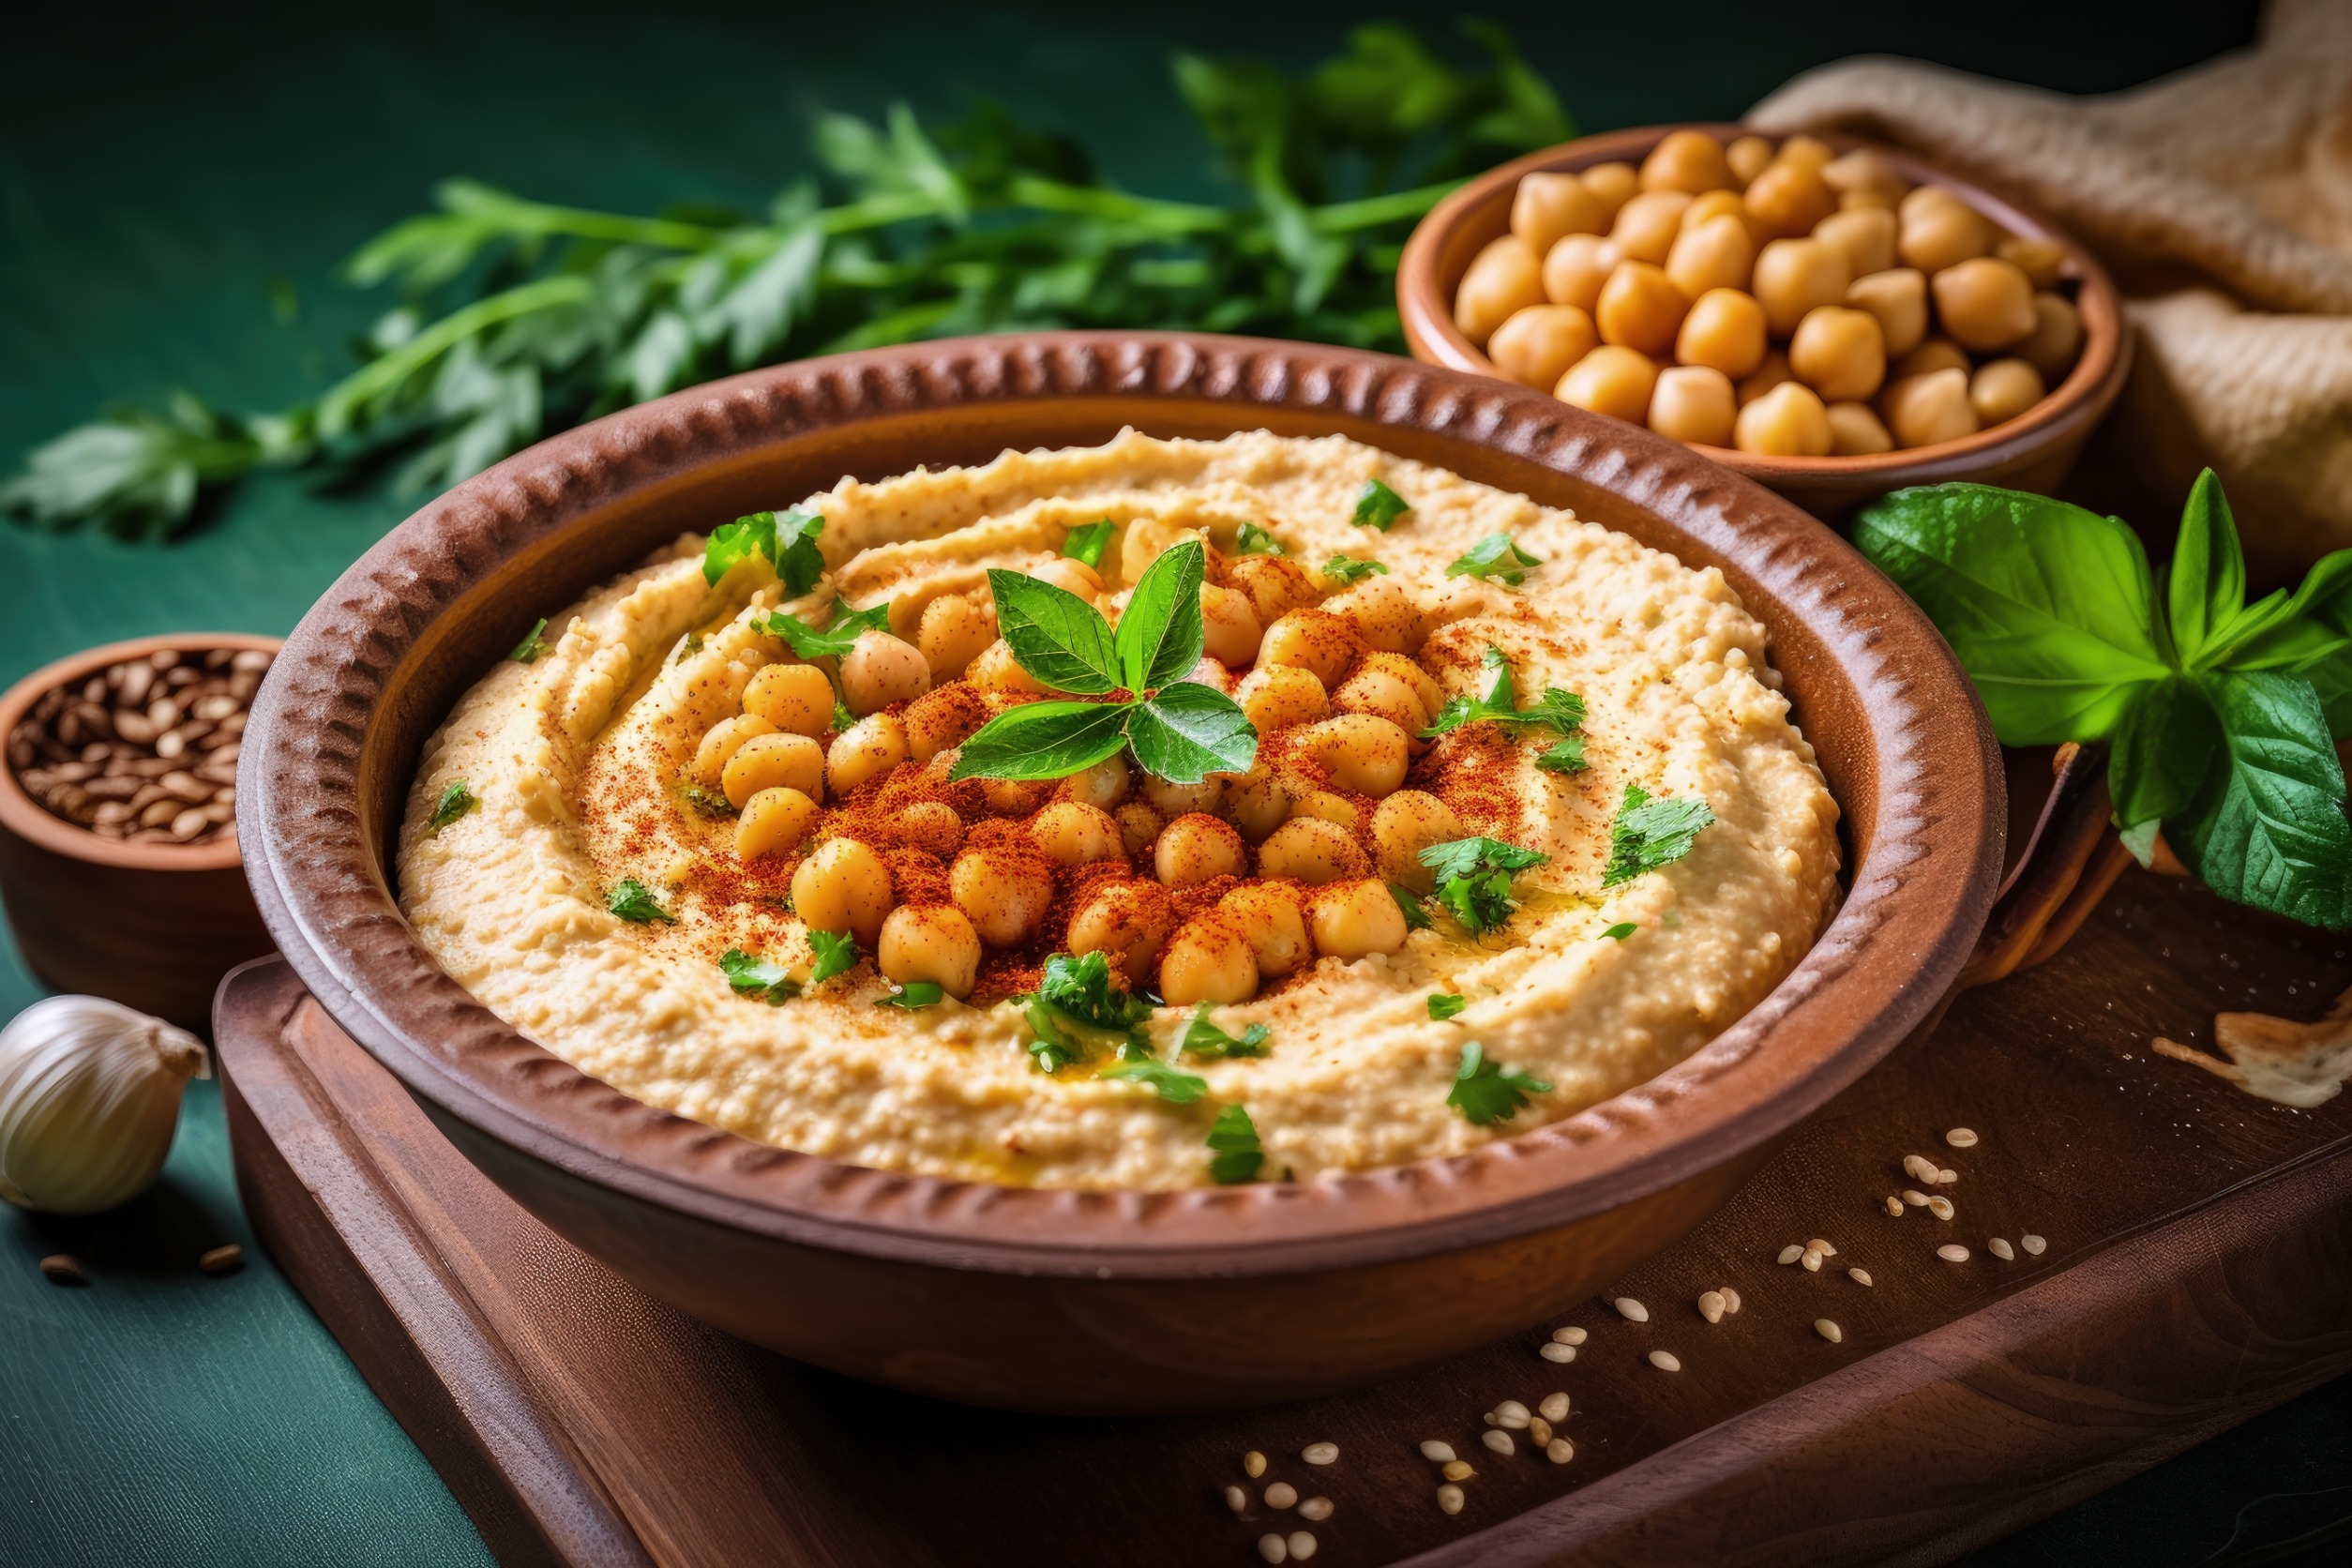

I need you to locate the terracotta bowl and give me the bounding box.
[0,634,279,1033]
[1397,124,2133,521]
[236,333,2003,1414]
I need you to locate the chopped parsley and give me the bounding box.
[1234,521,1286,558]
[682,784,737,818]
[1388,882,1433,931]
[1446,532,1544,586]
[832,696,856,732]
[676,631,704,663]
[1601,785,1717,889]
[1350,477,1410,531]
[606,878,675,924]
[1427,992,1469,1021]
[875,981,943,1010]
[1318,553,1389,585]
[1445,1042,1552,1126]
[720,948,801,1003]
[1206,1104,1265,1184]
[761,598,893,661]
[1419,836,1548,936]
[426,779,478,834]
[1534,735,1589,774]
[1602,922,1638,941]
[508,617,548,663]
[1420,646,1586,762]
[702,507,826,596]
[1014,951,1153,1074]
[1178,1003,1271,1059]
[1100,1058,1211,1102]
[807,929,860,985]
[1062,519,1114,568]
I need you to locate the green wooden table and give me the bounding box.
[7,3,2344,1562]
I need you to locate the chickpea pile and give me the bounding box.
[1453,129,2086,457]
[686,535,1503,1012]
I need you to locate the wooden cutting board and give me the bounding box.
[215,863,2352,1568]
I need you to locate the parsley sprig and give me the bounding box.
[1234,522,1285,558]
[427,780,478,834]
[1013,952,1153,1074]
[761,598,893,660]
[1351,478,1411,531]
[1446,532,1544,586]
[1099,1058,1211,1103]
[807,929,860,985]
[607,879,676,924]
[1601,785,1715,889]
[876,982,944,1010]
[704,507,826,596]
[1206,1104,1265,1184]
[1445,1041,1552,1125]
[720,948,802,1003]
[1319,553,1389,585]
[1421,645,1587,772]
[1418,836,1548,935]
[1178,1003,1271,1059]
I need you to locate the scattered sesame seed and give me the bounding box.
[1437,1484,1465,1515]
[1420,1440,1456,1463]
[1937,1168,1958,1184]
[1259,1531,1289,1563]
[1807,1238,1837,1258]
[1545,1438,1575,1464]
[1441,1460,1474,1482]
[2020,1234,2047,1256]
[1649,1350,1682,1372]
[1946,1128,1979,1148]
[1721,1287,1741,1313]
[1289,1531,1318,1561]
[1848,1267,1872,1286]
[198,1244,244,1275]
[1539,1342,1576,1364]
[1492,1400,1530,1429]
[1903,1154,1938,1183]
[1778,1244,1804,1265]
[1937,1244,1970,1262]
[1698,1289,1726,1323]
[1301,1442,1338,1466]
[1539,1393,1570,1422]
[1988,1238,2015,1260]
[1815,1319,1843,1344]
[1266,1482,1298,1509]
[1800,1248,1823,1272]
[1483,1430,1515,1455]
[1552,1326,1588,1345]
[1244,1451,1267,1478]
[1902,1189,1930,1206]
[1926,1196,1954,1221]
[1298,1498,1333,1522]
[1528,1416,1553,1445]
[1225,1485,1247,1515]
[1885,1196,1906,1216]
[1614,1297,1649,1322]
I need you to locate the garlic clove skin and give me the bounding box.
[0,995,209,1215]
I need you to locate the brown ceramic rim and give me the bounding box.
[1397,123,2132,497]
[0,633,281,872]
[239,332,2002,1280]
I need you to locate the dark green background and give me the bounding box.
[6,3,2344,1563]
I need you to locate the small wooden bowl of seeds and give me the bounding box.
[0,634,280,1032]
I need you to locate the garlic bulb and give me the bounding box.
[0,996,208,1214]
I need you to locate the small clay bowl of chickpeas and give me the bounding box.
[1397,124,2129,520]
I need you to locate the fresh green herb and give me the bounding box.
[720,948,801,1003]
[1419,836,1548,935]
[1856,473,2351,930]
[761,598,893,660]
[676,631,704,663]
[1013,951,1154,1072]
[704,508,827,596]
[1420,644,1586,749]
[1446,532,1544,586]
[427,780,478,834]
[1445,1041,1552,1125]
[807,929,860,985]
[1602,922,1637,941]
[875,982,944,1010]
[1350,477,1411,531]
[1388,882,1433,931]
[1020,998,1084,1074]
[1179,1003,1271,1059]
[1601,784,1717,890]
[1534,736,1588,774]
[508,617,548,663]
[950,541,1259,784]
[1062,520,1114,568]
[832,697,856,732]
[607,879,675,924]
[1235,521,1286,558]
[5,27,1568,542]
[1427,992,1469,1020]
[1100,1058,1212,1102]
[682,783,737,818]
[1319,553,1389,584]
[1206,1104,1265,1184]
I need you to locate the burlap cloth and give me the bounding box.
[1750,0,2352,581]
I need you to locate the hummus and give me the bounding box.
[397,430,1841,1190]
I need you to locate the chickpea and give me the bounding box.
[1777,134,1833,172]
[1664,215,1753,301]
[1257,818,1370,884]
[1680,188,1752,236]
[981,776,1050,817]
[1333,652,1443,733]
[1370,791,1464,892]
[1289,790,1363,834]
[2014,293,2084,383]
[948,845,1052,947]
[1741,158,1835,240]
[1844,267,1928,357]
[1057,756,1131,812]
[1737,348,1794,407]
[1725,135,1774,188]
[1648,365,1738,447]
[1674,287,1768,380]
[1606,189,1692,265]
[1787,306,1887,403]
[915,595,993,680]
[1256,610,1357,686]
[1227,555,1319,626]
[1556,346,1660,424]
[1896,188,1990,274]
[1839,188,1899,213]
[1733,381,1834,458]
[792,837,894,945]
[1219,882,1309,977]
[1066,877,1175,983]
[1119,518,1205,584]
[1236,663,1328,733]
[1114,801,1164,857]
[1878,368,1981,447]
[897,799,964,857]
[1579,161,1639,219]
[1822,149,1908,206]
[1541,234,1620,313]
[1931,257,2037,352]
[1326,575,1424,655]
[1488,305,1598,390]
[906,686,982,762]
[826,713,910,797]
[1363,652,1446,720]
[1454,234,1546,346]
[1825,400,1896,456]
[1138,775,1219,821]
[1307,879,1410,961]
[1031,801,1123,866]
[1813,206,1897,279]
[1198,582,1263,668]
[1968,357,2046,425]
[722,731,827,808]
[836,630,929,716]
[742,664,834,737]
[1751,238,1852,338]
[1031,556,1104,602]
[1304,714,1410,796]
[1511,172,1609,252]
[869,905,980,999]
[968,640,1047,695]
[1158,912,1259,1007]
[1155,812,1246,885]
[734,786,821,860]
[1221,765,1290,844]
[1639,128,1734,194]
[693,714,776,787]
[1995,235,2066,291]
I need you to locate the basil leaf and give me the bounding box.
[508,617,548,663]
[807,929,859,985]
[948,701,1132,782]
[1100,1059,1211,1103]
[2106,676,2221,837]
[2307,648,2352,739]
[607,879,676,924]
[988,568,1119,695]
[2166,469,2246,668]
[1126,680,1259,784]
[764,599,893,660]
[1115,539,1209,693]
[1319,553,1388,584]
[1205,1104,1264,1184]
[875,981,943,1010]
[1063,519,1114,568]
[427,780,478,834]
[1235,522,1285,558]
[2171,671,2352,931]
[1601,785,1715,889]
[1853,485,2169,745]
[1351,477,1410,531]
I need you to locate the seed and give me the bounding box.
[1720,1287,1741,1314]
[198,1244,244,1275]
[1301,1441,1338,1465]
[1539,1342,1576,1364]
[1244,1451,1267,1478]
[1258,1532,1288,1563]
[1492,1400,1530,1429]
[1539,1393,1569,1421]
[1937,1244,1970,1262]
[1528,1416,1552,1445]
[1298,1498,1333,1521]
[1545,1438,1575,1464]
[1441,1460,1474,1482]
[1801,1248,1822,1272]
[1903,1154,1937,1182]
[1885,1196,1906,1216]
[2020,1234,2047,1255]
[1437,1484,1465,1515]
[1926,1197,1954,1221]
[1902,1189,1930,1206]
[1938,1168,1958,1184]
[1778,1244,1803,1265]
[1988,1238,2015,1260]
[1265,1482,1297,1509]
[1225,1485,1247,1514]
[39,1254,85,1286]
[1288,1532,1318,1561]
[1815,1318,1843,1343]
[1614,1296,1648,1322]
[1420,1440,1456,1463]
[1698,1289,1726,1323]
[1807,1238,1837,1258]
[1551,1326,1587,1345]
[1483,1429,1515,1455]
[1945,1127,1979,1148]
[1649,1350,1681,1372]
[1848,1268,1872,1287]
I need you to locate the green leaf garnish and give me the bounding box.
[1602,922,1637,941]
[1351,477,1410,531]
[703,507,827,596]
[1178,1003,1271,1059]
[1426,992,1468,1020]
[1235,521,1286,558]
[427,780,478,834]
[1205,1104,1265,1184]
[683,783,738,818]
[2169,672,2351,929]
[1389,882,1433,931]
[1419,836,1547,935]
[1534,736,1588,773]
[508,617,548,663]
[720,948,801,1003]
[807,929,859,985]
[1319,553,1389,584]
[761,598,893,660]
[608,878,676,924]
[1445,1041,1551,1125]
[1421,645,1587,747]
[1100,1058,1211,1102]
[1063,520,1114,569]
[1125,679,1259,783]
[876,981,944,1010]
[1014,951,1154,1072]
[676,631,704,663]
[1446,532,1544,586]
[1601,784,1715,890]
[990,568,1121,695]
[1115,540,1209,694]
[949,701,1132,782]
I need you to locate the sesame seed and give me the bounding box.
[1988,1238,2015,1260]
[1778,1244,1804,1265]
[1937,1244,1970,1262]
[1225,1485,1247,1515]
[1801,1248,1823,1272]
[1614,1297,1649,1322]
[1902,1189,1930,1206]
[1698,1289,1726,1323]
[1848,1267,1872,1286]
[1815,1318,1843,1343]
[1545,1438,1575,1464]
[1528,1416,1553,1445]
[1483,1429,1515,1455]
[1539,1392,1570,1421]
[1259,1532,1289,1563]
[1298,1498,1333,1522]
[1492,1400,1530,1429]
[1926,1196,1954,1221]
[1244,1450,1267,1478]
[1885,1196,1906,1216]
[1649,1349,1682,1372]
[1807,1238,1837,1258]
[1289,1531,1318,1560]
[1441,1459,1474,1482]
[1539,1342,1576,1364]
[1301,1442,1338,1465]
[2021,1233,2047,1256]
[1945,1127,1979,1148]
[1721,1287,1741,1313]
[1903,1154,1937,1183]
[1266,1482,1298,1509]
[1552,1326,1588,1345]
[1437,1484,1465,1515]
[1419,1440,1456,1463]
